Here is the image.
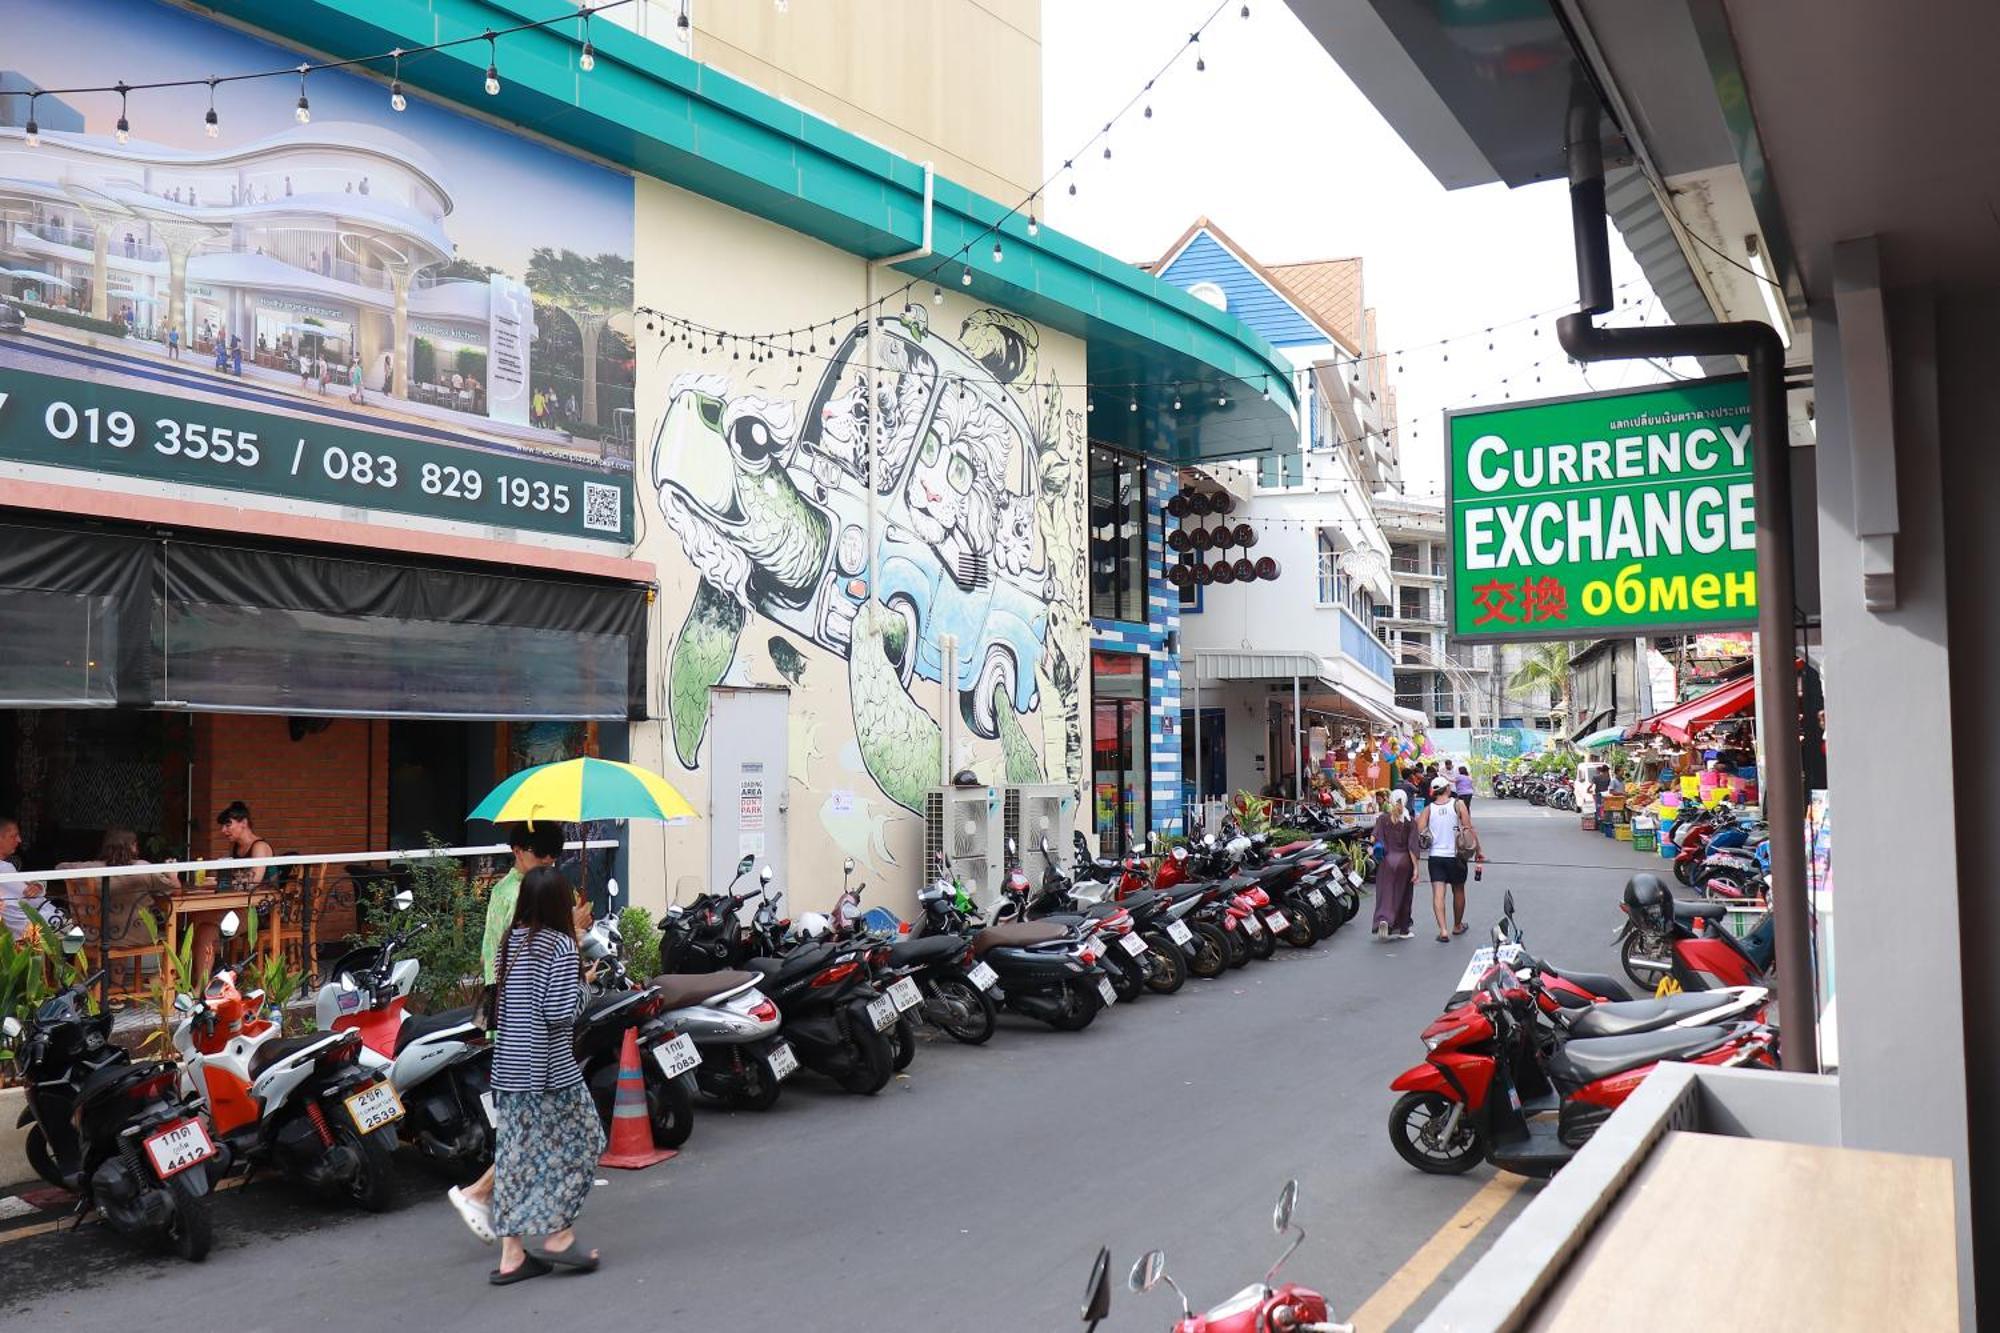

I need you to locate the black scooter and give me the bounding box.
[9,968,222,1260]
[917,856,1114,1032]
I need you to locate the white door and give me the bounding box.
[707,688,790,898]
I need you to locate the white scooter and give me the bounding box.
[175,911,402,1211]
[310,889,493,1178]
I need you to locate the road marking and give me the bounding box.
[1348,1171,1525,1331]
[0,1174,245,1248]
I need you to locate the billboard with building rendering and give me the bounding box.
[0,0,635,543]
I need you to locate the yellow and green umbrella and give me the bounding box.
[469,757,697,825]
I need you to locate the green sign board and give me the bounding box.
[0,365,632,544]
[1447,376,1756,642]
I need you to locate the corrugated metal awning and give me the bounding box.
[1193,650,1329,684]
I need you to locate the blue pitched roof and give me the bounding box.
[1158,230,1332,348]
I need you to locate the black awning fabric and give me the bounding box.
[0,519,648,720]
[0,522,154,706]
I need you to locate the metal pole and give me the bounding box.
[1555,88,1816,1070]
[1293,672,1304,803]
[1191,654,1202,834]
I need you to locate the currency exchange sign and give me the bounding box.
[1446,376,1756,642]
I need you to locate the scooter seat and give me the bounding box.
[883,935,966,969]
[742,943,836,984]
[1549,1025,1730,1085]
[648,971,757,1009]
[1542,966,1634,1002]
[395,1006,479,1053]
[971,922,1066,957]
[1673,897,1725,922]
[1565,992,1738,1040]
[250,1032,343,1078]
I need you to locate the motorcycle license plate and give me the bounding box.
[1165,919,1194,948]
[1347,869,1363,887]
[1096,977,1117,1006]
[868,994,900,1032]
[767,1041,800,1082]
[143,1119,215,1180]
[1265,910,1289,933]
[889,976,923,1012]
[344,1082,405,1135]
[479,1092,497,1127]
[651,1032,702,1080]
[967,960,999,991]
[1306,889,1327,907]
[1241,913,1263,937]
[1119,932,1150,957]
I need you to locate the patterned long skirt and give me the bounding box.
[491,1083,605,1238]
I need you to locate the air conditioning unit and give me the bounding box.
[1004,784,1078,885]
[924,785,1003,903]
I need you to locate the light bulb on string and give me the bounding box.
[579,7,597,71]
[204,78,219,137]
[390,51,407,111]
[24,94,39,147]
[1027,212,1039,238]
[1193,33,1206,72]
[115,83,132,142]
[484,33,502,96]
[294,67,311,124]
[961,266,972,286]
[932,285,943,305]
[676,2,690,30]
[992,239,1003,263]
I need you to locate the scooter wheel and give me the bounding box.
[1105,950,1144,1002]
[890,1014,918,1072]
[1187,923,1228,979]
[926,971,998,1044]
[835,1023,895,1095]
[24,1126,66,1190]
[340,1122,400,1212]
[1223,924,1252,968]
[645,1067,696,1148]
[1246,920,1278,960]
[1388,1091,1483,1175]
[1044,983,1100,1031]
[1279,907,1318,948]
[721,1057,784,1111]
[1619,932,1672,990]
[161,1173,214,1261]
[1141,933,1187,994]
[1673,860,1695,886]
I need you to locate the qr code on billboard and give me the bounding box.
[582,482,623,534]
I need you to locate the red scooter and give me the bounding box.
[1389,961,1776,1177]
[1623,873,1778,993]
[1083,1180,1352,1333]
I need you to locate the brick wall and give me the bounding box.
[190,716,389,941]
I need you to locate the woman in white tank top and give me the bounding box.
[1419,777,1483,942]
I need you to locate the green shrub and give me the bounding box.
[19,304,129,338]
[355,841,486,1013]
[618,906,660,980]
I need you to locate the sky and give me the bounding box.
[10,0,632,278]
[1041,0,1701,501]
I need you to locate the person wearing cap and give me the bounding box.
[1416,776,1484,942]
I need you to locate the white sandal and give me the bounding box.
[448,1185,496,1244]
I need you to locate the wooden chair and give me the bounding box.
[59,872,168,1003]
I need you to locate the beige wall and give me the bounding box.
[692,0,1043,205]
[628,174,1087,921]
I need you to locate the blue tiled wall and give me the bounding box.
[1091,458,1183,838]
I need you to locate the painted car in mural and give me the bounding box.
[653,304,1060,803]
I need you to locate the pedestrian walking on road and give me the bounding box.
[1418,778,1484,943]
[1453,765,1475,809]
[485,867,603,1285]
[1370,790,1418,941]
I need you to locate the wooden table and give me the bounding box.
[159,885,287,1017]
[1530,1131,1957,1331]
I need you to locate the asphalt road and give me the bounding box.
[0,801,1656,1331]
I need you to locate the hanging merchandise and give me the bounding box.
[1210,560,1237,584]
[1193,563,1215,586]
[1233,523,1258,548]
[1254,556,1280,581]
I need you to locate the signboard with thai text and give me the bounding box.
[1446,376,1756,642]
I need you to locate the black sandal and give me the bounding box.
[537,1243,600,1273]
[1454,922,1469,936]
[1435,933,1450,943]
[489,1255,551,1286]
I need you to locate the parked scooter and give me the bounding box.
[917,857,1116,1031]
[175,912,403,1211]
[1088,1180,1354,1332]
[829,858,999,1050]
[8,964,221,1260]
[311,888,493,1178]
[1621,872,1782,994]
[575,918,699,1143]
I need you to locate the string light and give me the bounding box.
[992,239,1004,263]
[293,66,310,124]
[115,82,131,142]
[484,33,502,95]
[204,77,218,137]
[1027,212,1039,237]
[390,50,407,111]
[24,93,40,147]
[960,266,972,286]
[578,6,597,72]
[932,285,943,306]
[1193,33,1206,72]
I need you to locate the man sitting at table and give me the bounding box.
[0,815,49,942]
[197,801,275,980]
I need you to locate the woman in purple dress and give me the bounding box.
[1371,789,1418,940]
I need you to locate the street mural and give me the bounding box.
[652,303,1085,814]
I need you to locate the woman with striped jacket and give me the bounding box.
[487,866,605,1284]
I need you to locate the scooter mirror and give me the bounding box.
[1083,1246,1112,1324]
[1006,836,1018,856]
[339,973,357,992]
[218,910,241,940]
[607,878,620,900]
[62,924,86,956]
[1273,1179,1299,1234]
[1,1015,21,1041]
[1504,890,1516,916]
[737,854,756,877]
[1129,1250,1166,1294]
[173,994,194,1014]
[843,857,855,874]
[394,888,415,913]
[1492,923,1508,947]
[760,865,774,885]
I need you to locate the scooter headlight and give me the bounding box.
[1423,1023,1469,1051]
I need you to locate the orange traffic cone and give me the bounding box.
[598,1028,676,1170]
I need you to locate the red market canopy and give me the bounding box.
[1628,674,1757,744]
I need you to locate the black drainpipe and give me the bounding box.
[1556,93,1816,1072]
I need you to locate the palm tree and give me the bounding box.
[524,248,633,429]
[1507,641,1582,728]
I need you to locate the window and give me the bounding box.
[1092,651,1149,843]
[1090,447,1147,622]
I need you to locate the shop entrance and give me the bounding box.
[706,689,789,896]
